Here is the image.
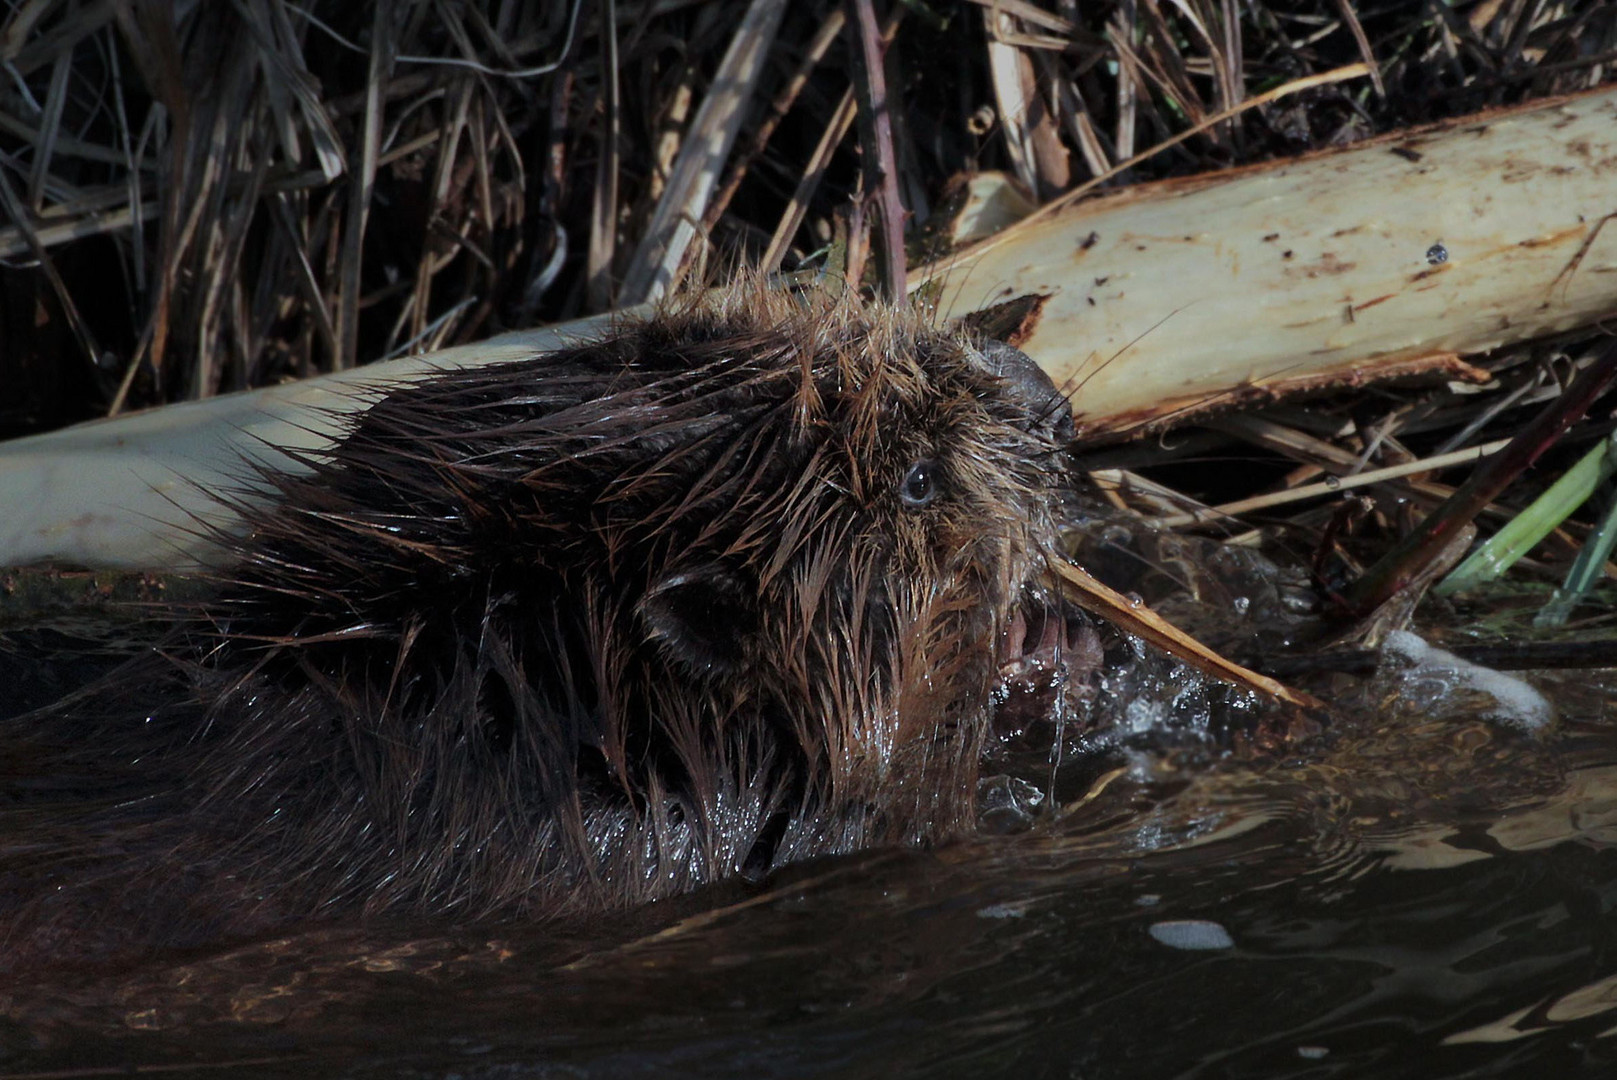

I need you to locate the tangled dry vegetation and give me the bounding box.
[1,0,1611,433]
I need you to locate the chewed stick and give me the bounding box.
[1051,558,1326,713]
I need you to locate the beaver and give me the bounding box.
[0,285,1092,966]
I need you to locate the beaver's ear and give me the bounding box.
[640,563,756,675]
[975,339,1075,444]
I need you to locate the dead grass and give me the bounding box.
[1,0,1613,441]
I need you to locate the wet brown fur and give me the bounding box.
[1,286,1077,964]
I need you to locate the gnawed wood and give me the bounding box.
[1051,559,1325,712]
[0,316,619,569]
[922,86,1617,438]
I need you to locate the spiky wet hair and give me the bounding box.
[25,287,1078,940]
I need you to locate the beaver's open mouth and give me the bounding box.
[993,590,1105,735]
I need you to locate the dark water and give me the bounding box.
[5,678,1617,1078]
[4,564,1617,1078]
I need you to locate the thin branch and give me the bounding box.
[845,0,906,300]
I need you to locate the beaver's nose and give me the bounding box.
[975,339,1074,444]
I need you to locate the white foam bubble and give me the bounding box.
[1148,919,1235,950]
[1380,630,1553,732]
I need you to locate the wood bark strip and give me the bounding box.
[921,85,1617,439]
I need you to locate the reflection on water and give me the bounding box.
[6,672,1617,1079]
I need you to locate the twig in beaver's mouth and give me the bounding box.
[1051,558,1327,713]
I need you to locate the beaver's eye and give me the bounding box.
[900,461,938,508]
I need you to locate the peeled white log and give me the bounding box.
[2,87,1615,571]
[0,315,616,570]
[923,86,1617,437]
